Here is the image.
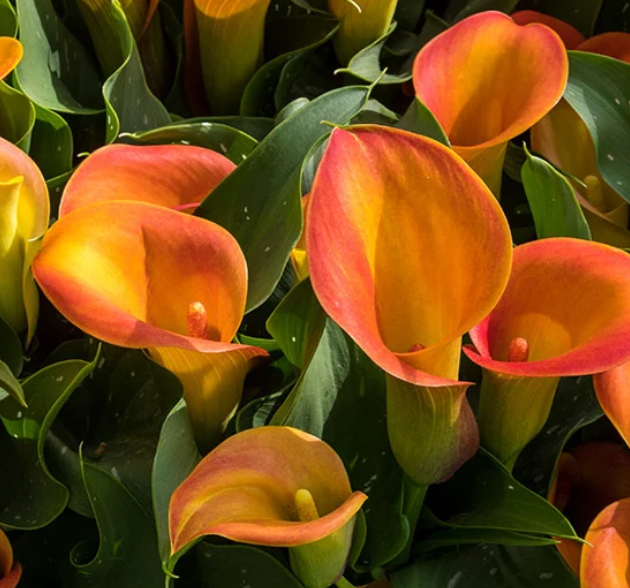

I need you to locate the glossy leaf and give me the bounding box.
[0,360,25,407]
[521,148,592,239]
[564,51,630,205]
[152,399,201,563]
[392,544,578,588]
[195,85,370,311]
[0,358,96,530]
[0,81,35,150]
[396,97,450,146]
[15,0,103,113]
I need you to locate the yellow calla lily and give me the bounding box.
[0,136,49,342]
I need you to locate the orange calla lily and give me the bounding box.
[464,238,630,468]
[511,11,585,49]
[188,0,271,115]
[0,528,21,588]
[306,125,512,485]
[0,38,22,82]
[328,0,398,65]
[531,31,630,247]
[169,426,367,588]
[582,497,630,588]
[412,11,568,195]
[0,136,49,343]
[32,201,267,452]
[59,144,235,217]
[548,443,630,575]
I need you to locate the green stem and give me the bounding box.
[336,577,356,588]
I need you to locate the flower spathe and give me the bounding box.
[465,238,630,467]
[188,0,272,114]
[306,125,512,485]
[59,143,235,216]
[0,37,22,82]
[413,11,568,195]
[32,201,267,452]
[0,136,49,342]
[328,0,398,65]
[0,528,21,588]
[169,426,367,588]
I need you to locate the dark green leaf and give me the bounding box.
[428,449,577,539]
[564,52,630,204]
[514,376,604,496]
[0,359,25,407]
[0,0,17,36]
[397,97,450,146]
[392,544,578,588]
[193,543,305,588]
[120,121,259,164]
[102,2,171,142]
[241,15,339,116]
[521,148,592,239]
[0,81,35,149]
[0,358,96,529]
[71,459,163,588]
[152,399,200,564]
[447,0,520,22]
[15,0,103,113]
[0,314,23,376]
[395,0,427,31]
[338,23,413,85]
[28,103,74,178]
[196,86,370,311]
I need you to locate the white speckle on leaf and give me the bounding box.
[608,153,615,161]
[489,568,498,576]
[447,571,463,588]
[220,143,228,153]
[540,572,554,580]
[16,412,22,419]
[291,336,297,342]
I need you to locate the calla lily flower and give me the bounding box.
[169,426,367,588]
[531,30,630,247]
[328,0,398,65]
[0,38,22,82]
[464,238,630,468]
[32,201,267,452]
[548,442,630,575]
[187,0,272,115]
[0,136,49,343]
[306,125,512,486]
[0,528,21,588]
[59,143,235,217]
[412,11,568,195]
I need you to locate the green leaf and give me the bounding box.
[520,0,603,35]
[0,81,35,149]
[396,97,450,146]
[267,278,326,369]
[427,449,577,540]
[193,543,305,588]
[0,0,17,36]
[415,528,557,556]
[395,0,428,31]
[152,399,200,564]
[514,376,604,496]
[0,359,25,407]
[71,459,163,588]
[338,23,413,85]
[0,314,23,376]
[120,120,259,165]
[269,316,409,573]
[0,358,97,529]
[392,544,578,588]
[596,0,630,34]
[521,148,592,240]
[15,0,103,114]
[564,52,630,205]
[241,14,339,116]
[28,104,74,178]
[196,85,370,312]
[102,2,171,143]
